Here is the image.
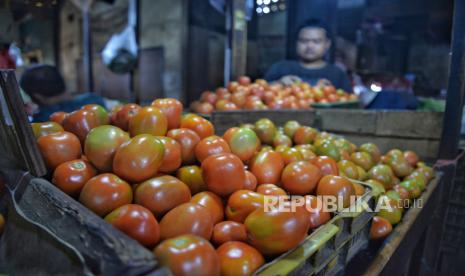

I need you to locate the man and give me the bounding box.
[265,19,352,92]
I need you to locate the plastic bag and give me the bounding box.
[8,43,24,67]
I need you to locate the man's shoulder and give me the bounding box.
[323,64,346,75]
[272,60,299,68]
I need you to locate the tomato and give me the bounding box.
[245,205,310,255]
[283,120,300,138]
[113,134,165,182]
[167,128,201,164]
[128,106,168,137]
[225,190,265,223]
[302,195,331,229]
[399,179,421,199]
[105,204,160,248]
[238,76,251,85]
[154,234,220,276]
[84,125,130,172]
[279,147,304,165]
[135,175,191,218]
[316,175,355,208]
[350,152,374,171]
[250,150,284,185]
[196,102,214,114]
[176,165,207,194]
[202,153,245,197]
[151,98,183,130]
[299,148,317,162]
[113,103,141,131]
[109,105,122,125]
[293,126,317,145]
[315,140,340,161]
[52,159,96,196]
[82,104,109,125]
[281,161,322,195]
[359,143,381,163]
[37,131,82,171]
[352,183,365,196]
[337,160,360,180]
[201,91,218,105]
[368,165,395,190]
[370,216,393,240]
[180,114,215,139]
[31,122,63,139]
[256,184,287,196]
[311,156,339,176]
[62,109,99,144]
[191,191,224,224]
[156,136,182,173]
[393,184,410,201]
[49,111,67,125]
[159,203,214,240]
[243,171,257,191]
[254,118,277,144]
[79,173,133,216]
[377,195,402,225]
[223,127,239,142]
[212,221,247,246]
[272,133,292,148]
[225,128,260,163]
[195,136,231,163]
[217,241,264,276]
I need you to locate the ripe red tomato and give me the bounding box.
[113,103,141,131]
[201,91,218,105]
[393,184,410,201]
[49,111,67,125]
[250,150,284,185]
[256,184,287,196]
[238,76,251,86]
[62,109,99,144]
[202,153,245,197]
[245,206,310,255]
[82,104,109,125]
[154,234,220,276]
[156,136,182,173]
[217,241,265,276]
[195,135,231,163]
[84,125,129,172]
[79,173,133,216]
[135,175,191,218]
[151,98,183,130]
[404,150,419,167]
[105,204,160,248]
[293,126,317,145]
[225,127,260,163]
[176,165,207,194]
[159,202,214,240]
[370,216,393,240]
[311,156,339,176]
[180,114,215,139]
[191,191,224,224]
[225,190,265,223]
[37,131,82,171]
[301,195,331,229]
[212,221,247,246]
[128,106,168,137]
[31,122,63,139]
[113,134,165,182]
[281,161,322,195]
[167,128,201,164]
[243,171,258,191]
[316,175,355,208]
[52,159,96,196]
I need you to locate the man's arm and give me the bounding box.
[264,62,284,82]
[338,70,353,93]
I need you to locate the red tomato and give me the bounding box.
[404,150,419,167]
[195,136,231,163]
[281,161,322,195]
[191,191,224,224]
[37,131,82,171]
[225,190,265,223]
[82,104,109,125]
[167,128,201,164]
[225,127,260,163]
[237,76,251,86]
[113,103,141,131]
[159,202,214,240]
[250,150,284,185]
[201,91,218,105]
[302,195,331,229]
[128,106,168,137]
[31,122,63,139]
[52,159,96,196]
[217,241,265,276]
[256,184,287,196]
[62,109,99,144]
[212,221,247,246]
[49,111,67,125]
[154,234,220,276]
[156,136,182,173]
[135,175,191,218]
[393,184,410,201]
[151,98,183,130]
[244,171,258,191]
[180,114,215,139]
[370,216,393,240]
[176,165,207,194]
[311,156,339,176]
[202,153,246,197]
[197,102,214,114]
[113,134,165,182]
[79,173,133,216]
[293,126,317,145]
[105,204,160,248]
[84,125,130,172]
[316,175,355,208]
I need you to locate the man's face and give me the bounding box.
[296,27,331,63]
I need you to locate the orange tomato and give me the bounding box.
[195,135,231,163]
[243,170,258,191]
[156,136,182,173]
[151,98,183,130]
[225,190,265,223]
[167,128,201,164]
[128,106,168,137]
[293,126,318,145]
[180,114,215,139]
[301,195,331,229]
[37,131,82,171]
[311,156,339,176]
[250,150,284,185]
[212,221,247,246]
[256,184,287,196]
[191,191,225,224]
[281,161,322,195]
[52,159,96,196]
[316,175,355,208]
[49,111,67,125]
[113,103,141,131]
[202,153,246,197]
[217,241,265,276]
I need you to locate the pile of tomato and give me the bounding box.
[190,76,357,114]
[31,99,433,276]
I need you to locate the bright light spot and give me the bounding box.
[370,83,382,92]
[257,0,263,4]
[256,7,263,13]
[272,0,279,2]
[271,5,278,11]
[264,0,271,5]
[263,6,270,13]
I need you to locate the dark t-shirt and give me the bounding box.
[264,60,352,92]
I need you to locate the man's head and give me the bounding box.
[296,19,331,63]
[20,65,67,106]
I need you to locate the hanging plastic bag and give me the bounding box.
[8,43,24,67]
[101,0,138,74]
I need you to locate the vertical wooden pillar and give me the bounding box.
[82,8,93,92]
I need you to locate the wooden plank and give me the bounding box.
[375,111,443,139]
[316,109,377,134]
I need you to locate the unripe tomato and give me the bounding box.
[225,127,260,163]
[62,109,99,144]
[293,126,317,145]
[191,191,224,224]
[217,241,265,276]
[52,159,96,196]
[167,128,201,164]
[254,118,277,145]
[202,153,245,197]
[151,98,183,130]
[176,165,207,194]
[128,106,168,137]
[82,104,109,125]
[195,135,231,163]
[37,131,82,171]
[31,122,63,139]
[212,221,247,246]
